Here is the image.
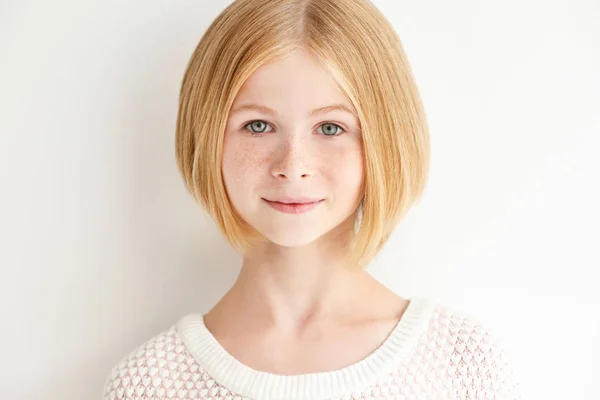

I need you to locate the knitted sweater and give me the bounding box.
[101,297,521,400]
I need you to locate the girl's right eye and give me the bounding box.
[243,120,272,135]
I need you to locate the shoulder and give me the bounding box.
[421,300,522,399]
[100,321,236,400]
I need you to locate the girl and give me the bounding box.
[102,0,521,399]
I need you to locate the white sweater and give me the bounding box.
[101,297,521,400]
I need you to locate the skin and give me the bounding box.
[203,48,409,374]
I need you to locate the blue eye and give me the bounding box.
[318,123,344,137]
[243,120,346,139]
[245,120,272,134]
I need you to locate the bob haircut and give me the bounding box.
[175,0,430,269]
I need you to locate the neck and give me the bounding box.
[208,233,380,334]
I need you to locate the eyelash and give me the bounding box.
[241,120,347,140]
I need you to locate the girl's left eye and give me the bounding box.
[317,123,345,138]
[242,120,346,139]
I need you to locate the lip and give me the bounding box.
[262,198,324,214]
[263,196,323,204]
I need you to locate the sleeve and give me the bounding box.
[100,352,141,400]
[446,308,523,400]
[466,323,523,400]
[100,327,184,400]
[101,361,126,400]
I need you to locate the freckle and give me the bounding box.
[232,148,262,170]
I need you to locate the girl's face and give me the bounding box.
[222,49,364,248]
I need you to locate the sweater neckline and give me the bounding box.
[176,296,436,400]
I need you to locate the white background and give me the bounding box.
[1,0,598,399]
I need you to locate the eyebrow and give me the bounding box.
[230,103,357,117]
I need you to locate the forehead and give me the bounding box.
[233,50,351,110]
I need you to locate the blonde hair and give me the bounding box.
[175,0,430,269]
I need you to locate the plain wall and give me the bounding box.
[1,0,599,399]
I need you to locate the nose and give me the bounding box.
[270,134,314,181]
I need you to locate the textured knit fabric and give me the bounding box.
[101,297,521,400]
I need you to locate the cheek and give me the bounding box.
[322,146,365,192]
[222,139,266,189]
[343,157,365,192]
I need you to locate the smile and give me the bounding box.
[262,199,324,214]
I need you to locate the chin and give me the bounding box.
[244,208,357,248]
[261,230,326,248]
[248,219,330,247]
